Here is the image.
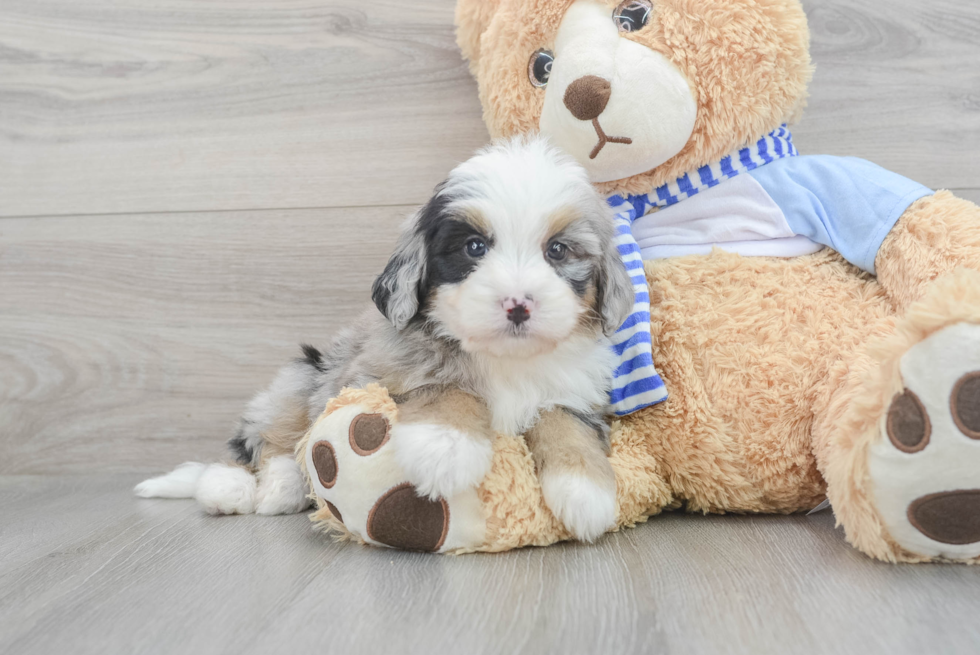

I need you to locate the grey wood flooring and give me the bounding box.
[2,0,980,653]
[3,475,980,655]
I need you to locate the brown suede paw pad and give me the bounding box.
[952,372,980,439]
[908,491,980,545]
[349,413,391,456]
[324,500,343,524]
[311,441,338,489]
[367,483,449,552]
[886,389,931,453]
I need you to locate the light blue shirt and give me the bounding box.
[612,125,933,416]
[749,155,933,273]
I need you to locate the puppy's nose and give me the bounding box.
[507,304,530,326]
[503,297,533,325]
[563,75,611,121]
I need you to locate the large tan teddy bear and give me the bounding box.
[299,0,980,562]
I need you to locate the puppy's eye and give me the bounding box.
[465,237,488,258]
[613,0,653,33]
[546,241,567,261]
[528,49,554,88]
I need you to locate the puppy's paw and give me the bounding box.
[392,423,493,501]
[540,472,617,542]
[194,463,257,515]
[255,455,312,515]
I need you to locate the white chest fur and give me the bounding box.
[474,335,616,435]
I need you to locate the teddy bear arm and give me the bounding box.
[875,191,980,312]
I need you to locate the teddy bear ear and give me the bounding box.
[454,0,504,65]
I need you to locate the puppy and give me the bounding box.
[136,136,635,541]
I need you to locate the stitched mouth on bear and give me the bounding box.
[589,118,632,159]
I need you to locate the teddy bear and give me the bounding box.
[298,0,980,562]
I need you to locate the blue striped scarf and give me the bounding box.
[606,126,798,415]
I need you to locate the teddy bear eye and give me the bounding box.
[613,0,653,33]
[527,49,554,88]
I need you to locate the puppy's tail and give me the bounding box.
[134,461,259,515]
[134,462,206,498]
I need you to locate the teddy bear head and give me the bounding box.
[455,0,813,196]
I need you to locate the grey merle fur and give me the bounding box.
[230,177,626,468]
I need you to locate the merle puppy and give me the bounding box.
[137,136,634,541]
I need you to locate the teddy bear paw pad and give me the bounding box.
[349,413,390,455]
[906,491,980,546]
[869,322,980,560]
[311,442,338,488]
[323,500,343,523]
[302,390,487,553]
[366,483,449,552]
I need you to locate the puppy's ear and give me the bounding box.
[595,245,636,338]
[372,213,429,331]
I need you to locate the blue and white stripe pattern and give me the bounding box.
[606,126,798,415]
[606,193,666,415]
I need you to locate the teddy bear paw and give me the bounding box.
[540,471,617,543]
[391,423,494,501]
[868,322,980,560]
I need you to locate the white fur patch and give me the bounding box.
[391,423,493,501]
[868,322,980,560]
[477,334,616,435]
[194,463,257,515]
[540,471,617,542]
[255,455,311,515]
[134,462,207,499]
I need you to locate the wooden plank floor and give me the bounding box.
[2,0,980,653]
[3,475,980,655]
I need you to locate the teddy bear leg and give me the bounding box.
[814,270,980,562]
[876,191,980,313]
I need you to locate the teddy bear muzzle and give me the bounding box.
[562,75,633,160]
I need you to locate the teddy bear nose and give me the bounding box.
[563,75,612,121]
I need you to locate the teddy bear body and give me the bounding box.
[637,249,890,514]
[625,187,980,559]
